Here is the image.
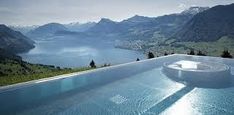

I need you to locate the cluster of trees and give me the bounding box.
[221,50,233,58]
[146,49,233,59]
[148,52,155,59]
[187,50,206,56]
[187,49,233,58]
[147,51,174,59]
[89,60,112,68]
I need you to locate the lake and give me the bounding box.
[20,36,146,68]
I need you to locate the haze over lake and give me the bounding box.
[19,36,145,68]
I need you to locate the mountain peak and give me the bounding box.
[43,23,66,27]
[174,3,234,42]
[0,24,8,30]
[123,15,153,23]
[99,18,115,23]
[130,15,147,19]
[132,15,142,18]
[27,23,67,38]
[181,6,209,15]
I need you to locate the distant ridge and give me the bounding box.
[174,4,234,42]
[64,22,96,32]
[87,18,119,34]
[84,6,208,40]
[23,6,210,42]
[27,23,68,38]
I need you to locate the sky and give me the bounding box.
[0,0,234,26]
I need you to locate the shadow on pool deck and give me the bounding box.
[144,86,195,114]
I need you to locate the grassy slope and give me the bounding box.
[175,36,234,56]
[141,36,234,57]
[0,58,92,86]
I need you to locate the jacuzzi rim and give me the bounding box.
[163,61,230,73]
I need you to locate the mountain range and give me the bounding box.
[10,25,38,35]
[173,3,234,42]
[5,3,234,53]
[22,6,209,41]
[0,24,34,53]
[85,6,209,41]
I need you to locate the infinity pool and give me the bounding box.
[0,54,234,115]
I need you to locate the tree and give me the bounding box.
[136,58,140,61]
[89,60,96,68]
[148,52,155,59]
[101,63,111,67]
[221,50,233,58]
[197,50,206,56]
[188,49,195,55]
[56,66,61,70]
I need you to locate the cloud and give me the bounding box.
[178,3,187,9]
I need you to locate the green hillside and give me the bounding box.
[144,36,234,57]
[0,59,92,86]
[0,49,92,86]
[175,36,234,56]
[0,25,93,86]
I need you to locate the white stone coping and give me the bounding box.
[0,54,175,93]
[0,54,231,93]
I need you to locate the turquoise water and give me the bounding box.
[0,55,234,115]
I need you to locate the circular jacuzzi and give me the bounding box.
[162,60,231,88]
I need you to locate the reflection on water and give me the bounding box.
[20,36,145,68]
[145,86,195,114]
[59,47,98,56]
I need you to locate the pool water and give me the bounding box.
[0,54,234,115]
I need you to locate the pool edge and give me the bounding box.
[0,54,177,93]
